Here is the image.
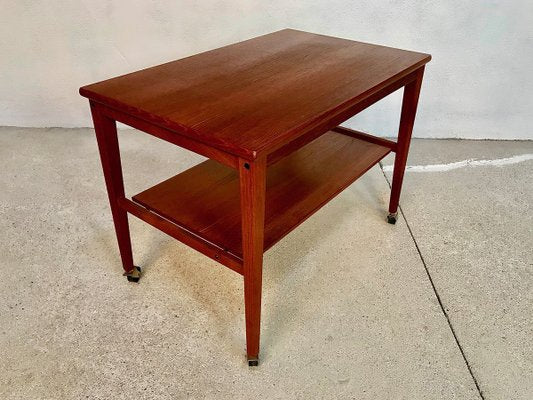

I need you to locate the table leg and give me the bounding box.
[90,103,139,282]
[239,157,267,366]
[388,66,425,224]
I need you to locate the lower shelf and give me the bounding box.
[132,129,391,259]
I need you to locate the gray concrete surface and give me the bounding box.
[382,140,533,400]
[0,127,531,399]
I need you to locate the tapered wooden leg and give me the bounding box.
[388,67,425,224]
[90,102,138,280]
[239,157,267,366]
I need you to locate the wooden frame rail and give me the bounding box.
[332,126,397,151]
[118,198,244,274]
[267,69,416,165]
[98,104,239,169]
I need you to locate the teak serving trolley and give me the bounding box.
[80,29,430,366]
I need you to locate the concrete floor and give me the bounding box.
[0,127,531,400]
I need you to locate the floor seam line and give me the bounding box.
[378,161,485,400]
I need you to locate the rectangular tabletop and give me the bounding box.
[80,29,430,160]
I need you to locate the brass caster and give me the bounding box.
[248,357,259,367]
[124,266,142,283]
[387,212,398,225]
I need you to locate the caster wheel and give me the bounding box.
[387,213,397,225]
[248,358,259,367]
[124,266,142,283]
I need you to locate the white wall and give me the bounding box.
[1,1,532,139]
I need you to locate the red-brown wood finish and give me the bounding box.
[101,106,238,169]
[332,125,397,150]
[118,198,243,274]
[132,130,391,258]
[239,157,267,364]
[90,102,134,274]
[389,66,425,215]
[80,29,430,161]
[82,29,430,365]
[265,68,417,166]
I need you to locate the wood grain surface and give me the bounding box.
[80,29,430,160]
[132,130,391,258]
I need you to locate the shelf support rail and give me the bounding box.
[118,198,244,275]
[332,126,397,151]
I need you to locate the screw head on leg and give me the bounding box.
[124,266,142,283]
[387,212,398,224]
